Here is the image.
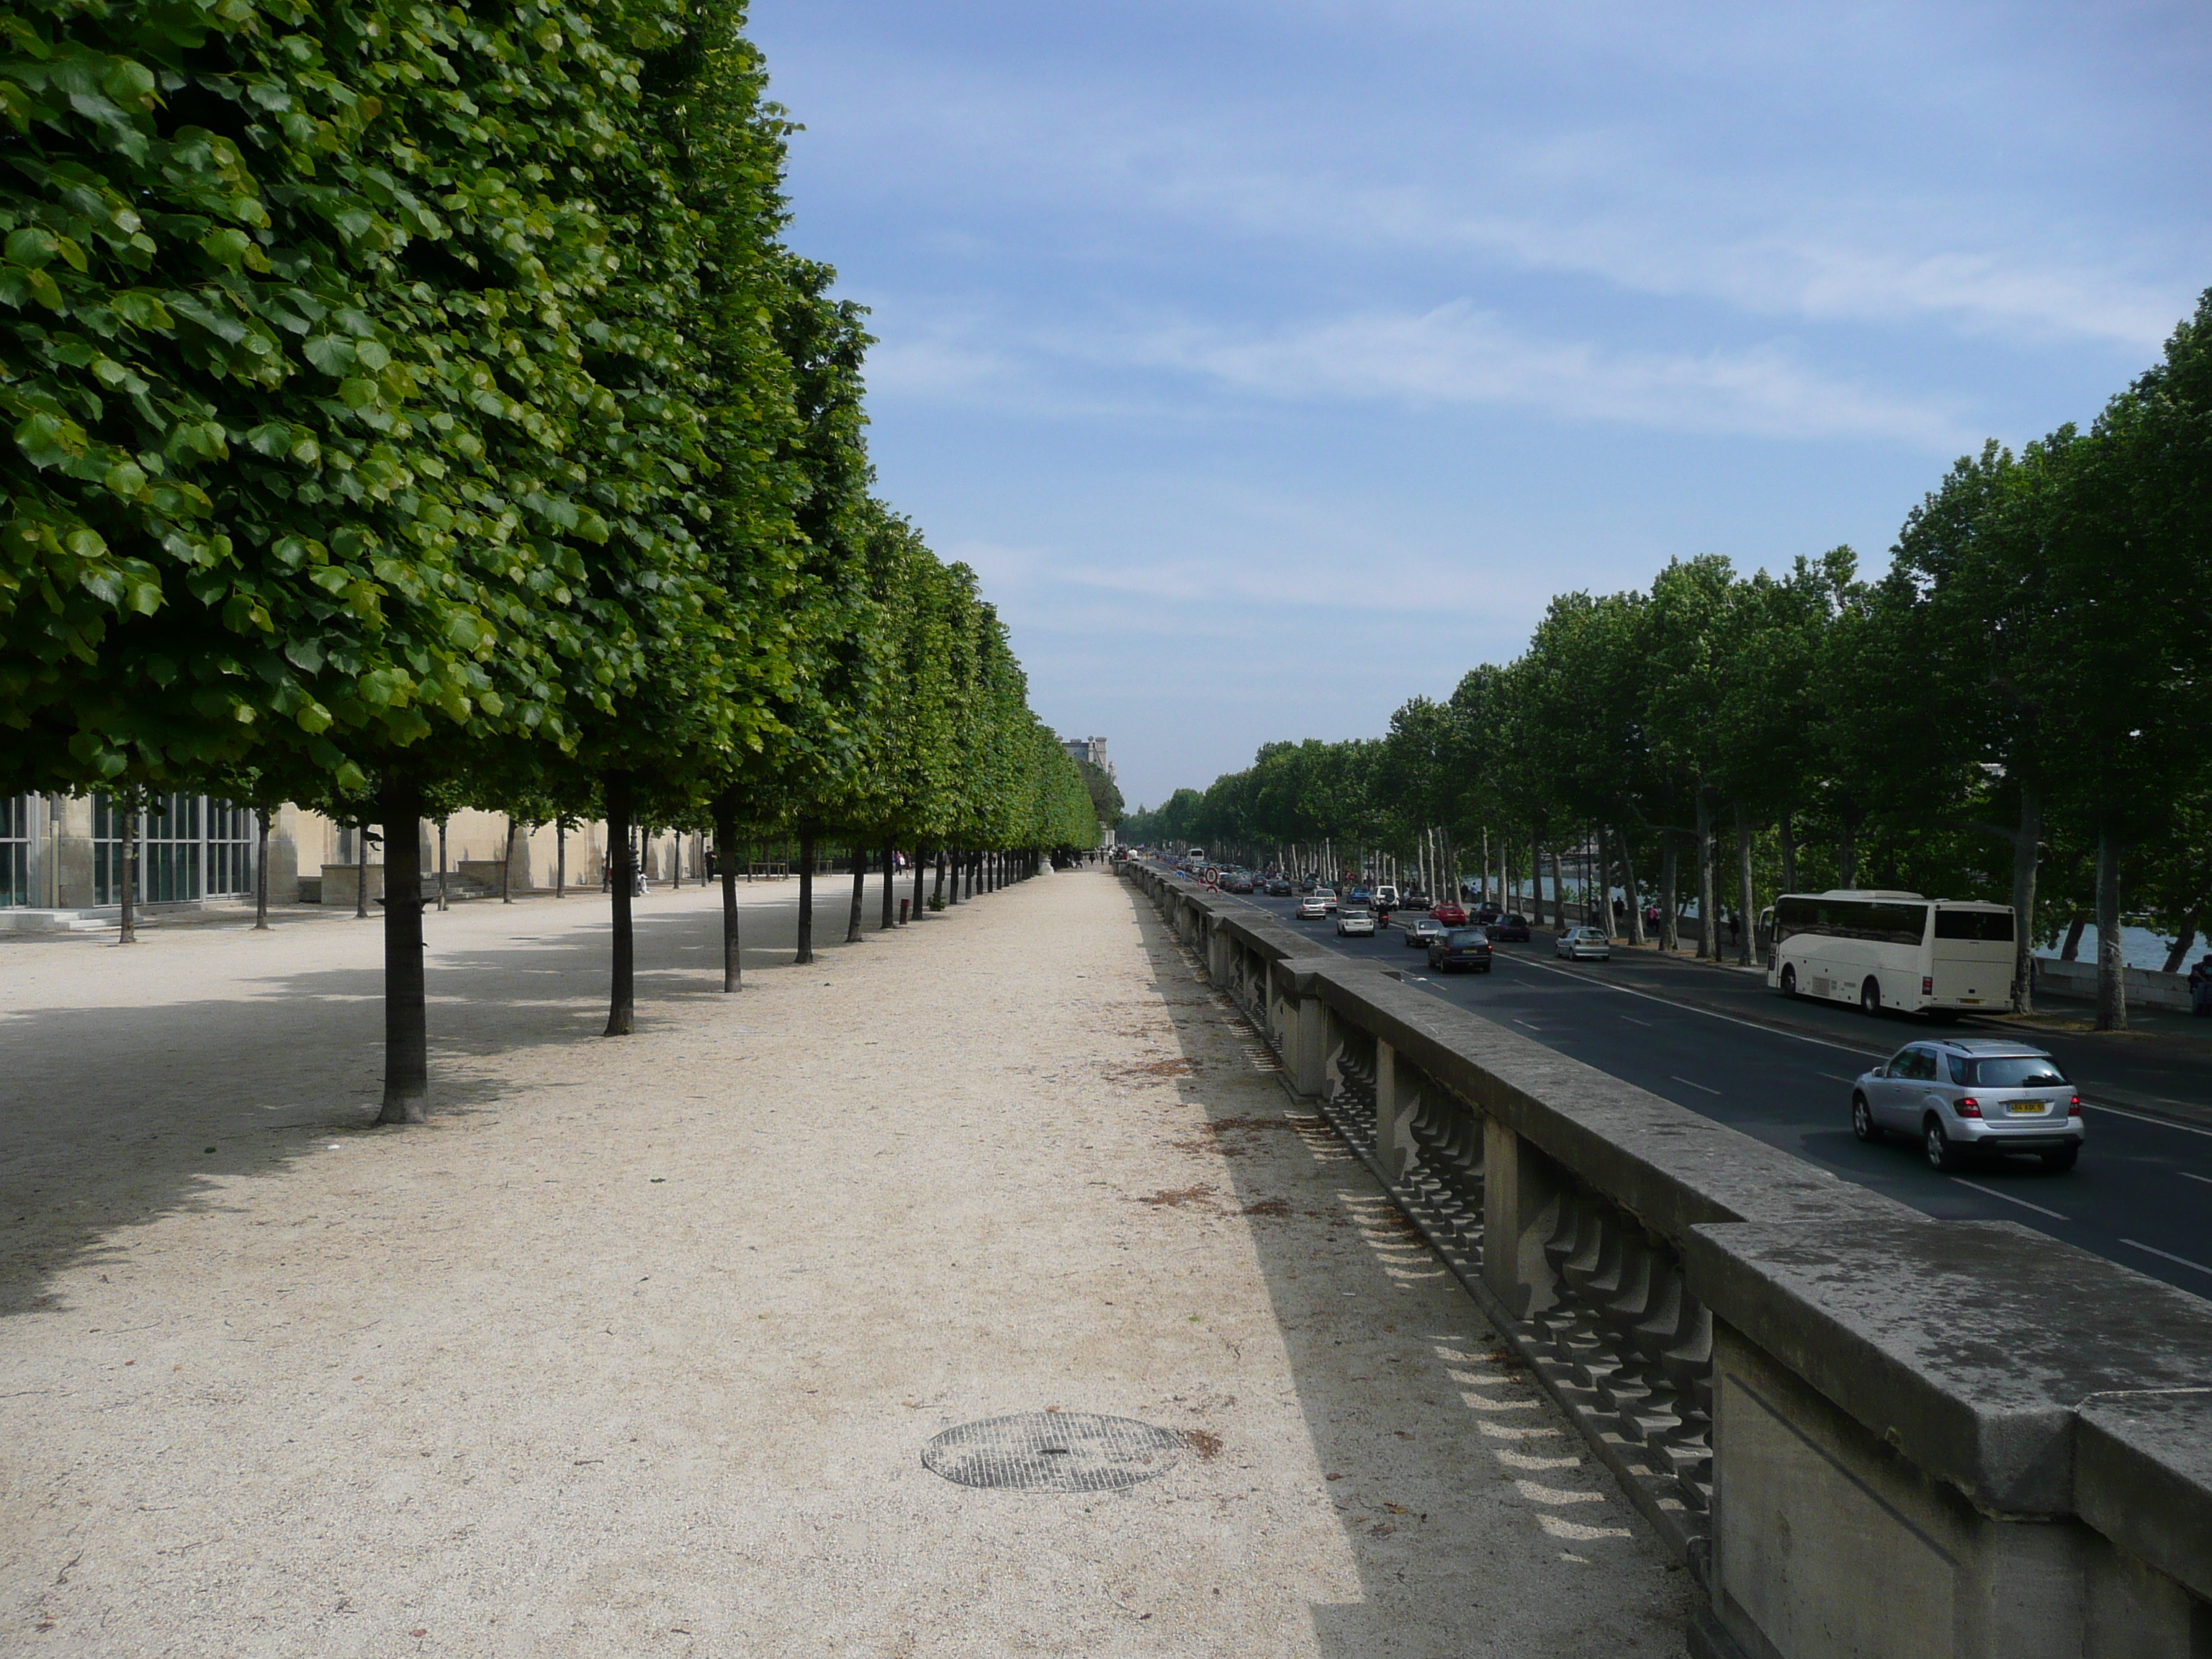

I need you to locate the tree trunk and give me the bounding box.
[502,817,515,902]
[1735,804,1756,968]
[1695,791,1716,961]
[933,848,948,907]
[1531,830,1543,927]
[913,848,927,919]
[118,791,140,943]
[1547,845,1565,931]
[1778,811,1797,897]
[2160,912,2198,976]
[556,822,567,899]
[377,770,430,1123]
[846,848,868,943]
[1622,833,1647,946]
[794,829,817,965]
[436,818,449,912]
[1837,811,1858,891]
[881,846,897,928]
[254,810,271,930]
[2011,788,2041,1013]
[354,820,369,920]
[603,777,637,1035]
[2094,829,2126,1031]
[2061,917,2085,960]
[716,799,742,992]
[1659,837,1680,952]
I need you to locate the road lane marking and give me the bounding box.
[1823,1073,1859,1083]
[1491,951,1883,1056]
[2180,1171,2212,1186]
[1949,1178,2067,1220]
[2085,1102,2212,1140]
[1619,1015,1652,1026]
[2119,1238,2212,1276]
[1513,1018,1542,1031]
[1670,1076,1721,1096]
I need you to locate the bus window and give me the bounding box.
[1935,909,2014,942]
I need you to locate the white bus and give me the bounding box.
[1763,890,2015,1017]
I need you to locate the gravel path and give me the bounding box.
[1,868,1689,1655]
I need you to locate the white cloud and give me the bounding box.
[1151,302,1973,444]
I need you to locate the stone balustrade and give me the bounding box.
[1123,861,2212,1659]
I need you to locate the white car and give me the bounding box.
[1295,894,1329,920]
[1375,884,1401,908]
[1336,907,1377,938]
[1314,887,1338,912]
[1555,926,1611,961]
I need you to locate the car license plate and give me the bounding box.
[2006,1100,2047,1115]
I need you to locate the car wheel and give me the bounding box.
[1851,1094,1877,1143]
[1781,964,1798,999]
[1860,977,1882,1016]
[1924,1117,1960,1172]
[2040,1144,2080,1172]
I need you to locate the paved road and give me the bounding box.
[1195,878,2212,1302]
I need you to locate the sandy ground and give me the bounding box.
[0,866,1690,1657]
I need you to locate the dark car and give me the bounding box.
[1491,912,1532,943]
[1429,927,1494,973]
[1223,871,1256,894]
[1266,877,1292,896]
[1473,905,1501,926]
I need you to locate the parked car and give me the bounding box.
[1429,927,1494,973]
[1295,894,1330,920]
[1849,1038,2082,1172]
[1401,914,1447,948]
[1491,912,1532,943]
[1336,905,1378,938]
[1555,926,1611,961]
[1429,900,1468,926]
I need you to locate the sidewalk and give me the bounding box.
[0,871,1688,1657]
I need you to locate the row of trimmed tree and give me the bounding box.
[1128,294,2212,1028]
[0,0,1097,1117]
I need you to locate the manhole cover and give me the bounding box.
[922,1412,1183,1492]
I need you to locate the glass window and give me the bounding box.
[1446,929,1487,945]
[1962,1056,2067,1089]
[0,796,30,908]
[1935,909,2015,943]
[1885,1047,1916,1076]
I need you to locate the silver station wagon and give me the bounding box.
[1850,1037,2083,1172]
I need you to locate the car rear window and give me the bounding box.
[1956,1055,2067,1088]
[1446,929,1487,945]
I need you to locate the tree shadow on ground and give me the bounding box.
[0,888,914,1322]
[1108,883,1691,1659]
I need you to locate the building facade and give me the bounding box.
[1061,735,1112,779]
[0,793,687,926]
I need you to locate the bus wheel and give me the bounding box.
[1780,965,1797,998]
[1860,978,1882,1015]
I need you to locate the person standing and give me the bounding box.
[2190,955,2212,1017]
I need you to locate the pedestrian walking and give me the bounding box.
[2191,956,2212,1017]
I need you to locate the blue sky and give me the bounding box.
[747,0,2212,810]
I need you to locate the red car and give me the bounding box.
[1429,900,1468,926]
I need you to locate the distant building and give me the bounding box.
[1061,736,1112,781]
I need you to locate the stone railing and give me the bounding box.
[1124,863,2212,1659]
